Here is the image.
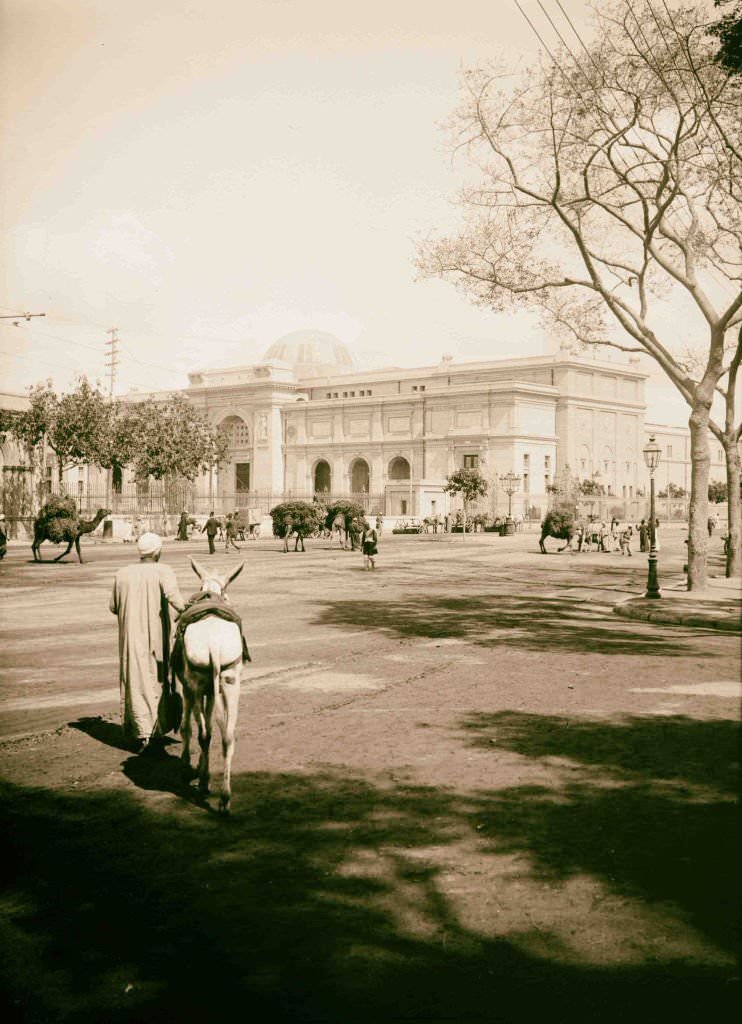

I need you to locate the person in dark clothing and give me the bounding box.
[638,519,648,552]
[176,510,189,541]
[201,512,220,555]
[225,513,241,552]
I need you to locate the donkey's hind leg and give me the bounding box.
[180,692,196,777]
[196,692,215,794]
[216,669,241,814]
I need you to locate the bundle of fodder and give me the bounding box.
[269,500,324,538]
[36,496,78,543]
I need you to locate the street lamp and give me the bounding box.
[642,434,662,599]
[502,471,521,519]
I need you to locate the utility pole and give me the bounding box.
[103,329,120,525]
[104,328,119,397]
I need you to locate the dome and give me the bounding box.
[262,330,356,378]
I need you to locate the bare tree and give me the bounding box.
[419,1,741,588]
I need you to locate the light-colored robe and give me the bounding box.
[110,561,185,741]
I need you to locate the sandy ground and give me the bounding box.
[1,528,739,1023]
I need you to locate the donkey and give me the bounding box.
[174,557,246,813]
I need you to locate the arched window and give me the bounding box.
[219,415,251,448]
[350,458,370,493]
[388,456,410,481]
[314,460,331,493]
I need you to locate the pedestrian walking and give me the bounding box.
[362,520,379,570]
[708,512,719,537]
[225,513,241,552]
[109,532,185,753]
[282,515,294,553]
[0,513,7,560]
[376,514,383,534]
[201,511,220,554]
[619,524,633,556]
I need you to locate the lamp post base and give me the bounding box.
[645,552,661,599]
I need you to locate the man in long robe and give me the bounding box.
[110,532,185,751]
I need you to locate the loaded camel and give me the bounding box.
[539,509,576,554]
[171,557,249,814]
[31,498,111,563]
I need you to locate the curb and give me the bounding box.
[613,600,741,633]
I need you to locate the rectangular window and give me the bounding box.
[523,453,530,468]
[400,499,408,515]
[419,385,426,392]
[326,392,331,399]
[544,475,550,490]
[544,455,551,470]
[523,472,529,493]
[463,454,479,469]
[350,391,355,397]
[333,393,338,398]
[666,444,673,458]
[235,463,251,492]
[412,385,418,391]
[367,390,372,396]
[342,392,348,398]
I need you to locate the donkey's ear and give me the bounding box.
[223,562,245,591]
[190,557,207,580]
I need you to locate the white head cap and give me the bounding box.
[137,532,162,557]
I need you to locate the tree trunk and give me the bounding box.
[687,406,711,590]
[462,501,467,539]
[724,441,741,578]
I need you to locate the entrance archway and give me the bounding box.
[350,458,370,493]
[388,456,410,481]
[314,460,331,493]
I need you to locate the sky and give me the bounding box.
[0,0,723,425]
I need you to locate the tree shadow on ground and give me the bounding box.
[315,594,715,656]
[456,712,741,956]
[1,742,738,1023]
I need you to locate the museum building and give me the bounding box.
[182,329,653,519]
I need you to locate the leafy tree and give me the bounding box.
[12,378,117,485]
[0,408,21,447]
[658,482,688,498]
[419,1,742,589]
[269,501,324,541]
[124,395,229,483]
[708,479,727,502]
[578,479,604,497]
[444,468,488,537]
[710,0,742,74]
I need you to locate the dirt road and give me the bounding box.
[1,530,739,1022]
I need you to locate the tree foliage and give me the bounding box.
[443,468,488,505]
[658,482,688,498]
[708,479,728,502]
[269,501,324,539]
[123,395,230,482]
[710,0,742,73]
[12,378,117,479]
[419,0,742,586]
